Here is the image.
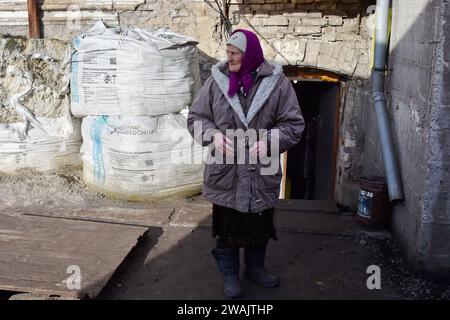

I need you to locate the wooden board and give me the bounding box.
[0,213,148,299]
[279,151,288,199]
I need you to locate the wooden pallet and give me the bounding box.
[0,213,148,299]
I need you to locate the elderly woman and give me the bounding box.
[187,29,305,298]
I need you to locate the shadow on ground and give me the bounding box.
[92,200,450,300]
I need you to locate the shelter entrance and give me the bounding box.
[281,67,342,201]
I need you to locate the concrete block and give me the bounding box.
[272,38,306,65]
[0,10,28,26]
[294,25,321,35]
[0,0,27,11]
[327,16,343,26]
[306,12,323,18]
[341,18,360,33]
[264,15,289,26]
[302,40,321,67]
[336,32,361,41]
[244,0,265,4]
[317,41,359,76]
[300,18,328,26]
[321,26,336,41]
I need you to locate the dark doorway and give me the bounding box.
[286,81,340,200]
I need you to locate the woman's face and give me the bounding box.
[226,45,244,73]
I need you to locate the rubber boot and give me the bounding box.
[211,247,243,298]
[244,244,280,288]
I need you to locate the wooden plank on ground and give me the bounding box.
[0,213,148,299]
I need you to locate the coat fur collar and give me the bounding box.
[211,60,283,128]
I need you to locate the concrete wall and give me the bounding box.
[419,0,450,277]
[336,79,369,207]
[362,0,450,277]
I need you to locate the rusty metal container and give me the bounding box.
[355,176,391,229]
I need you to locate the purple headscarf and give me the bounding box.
[227,29,264,97]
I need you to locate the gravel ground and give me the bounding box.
[358,234,450,300]
[0,169,198,212]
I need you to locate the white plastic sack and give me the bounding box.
[81,114,204,201]
[0,120,82,174]
[71,21,202,117]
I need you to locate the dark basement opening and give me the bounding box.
[285,79,341,201]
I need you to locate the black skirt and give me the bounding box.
[212,204,278,247]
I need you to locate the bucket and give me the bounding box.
[355,176,391,229]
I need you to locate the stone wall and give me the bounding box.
[418,0,450,277]
[0,1,374,77]
[229,0,374,80]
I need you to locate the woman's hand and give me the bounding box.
[249,140,268,157]
[213,132,235,157]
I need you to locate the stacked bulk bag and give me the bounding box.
[0,121,82,174]
[0,37,82,174]
[80,114,203,201]
[70,21,201,116]
[72,22,204,201]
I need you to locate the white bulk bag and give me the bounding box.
[71,21,201,117]
[81,114,203,201]
[0,120,82,174]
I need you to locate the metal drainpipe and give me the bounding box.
[27,0,41,38]
[371,0,404,202]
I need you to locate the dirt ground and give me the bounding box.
[1,171,449,300]
[94,226,450,300]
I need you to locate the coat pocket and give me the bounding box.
[258,173,282,191]
[257,163,282,191]
[204,164,237,190]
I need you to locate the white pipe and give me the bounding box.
[371,0,404,202]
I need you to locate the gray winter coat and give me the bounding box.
[187,59,305,213]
